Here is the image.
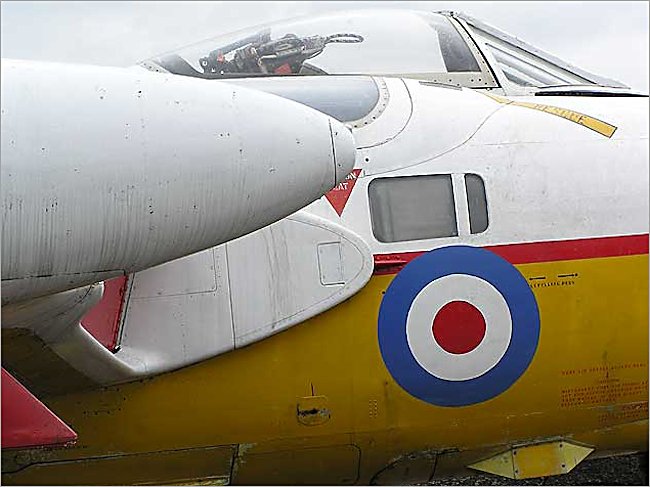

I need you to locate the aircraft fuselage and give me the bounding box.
[2,77,647,485]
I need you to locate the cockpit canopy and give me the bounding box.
[140,9,629,94]
[140,10,491,87]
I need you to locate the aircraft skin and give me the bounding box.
[0,56,356,458]
[2,74,647,484]
[2,9,649,485]
[0,58,356,410]
[1,59,356,305]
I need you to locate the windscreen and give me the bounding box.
[140,10,481,79]
[478,32,593,87]
[462,17,599,88]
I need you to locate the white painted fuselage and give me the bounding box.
[0,60,355,305]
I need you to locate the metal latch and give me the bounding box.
[297,395,330,426]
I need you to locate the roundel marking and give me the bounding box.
[432,300,486,354]
[407,274,513,382]
[377,245,540,407]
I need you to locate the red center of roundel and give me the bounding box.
[432,301,486,354]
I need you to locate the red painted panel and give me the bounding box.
[373,234,649,275]
[325,169,362,216]
[80,276,128,352]
[1,369,77,449]
[373,254,412,275]
[432,301,486,355]
[486,234,649,265]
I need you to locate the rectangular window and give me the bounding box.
[369,175,458,243]
[465,173,488,234]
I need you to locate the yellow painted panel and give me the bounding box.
[2,445,235,486]
[468,450,515,478]
[3,252,646,485]
[573,419,649,454]
[232,444,359,485]
[369,450,437,485]
[469,441,593,479]
[512,441,593,479]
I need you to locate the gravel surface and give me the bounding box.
[428,453,648,485]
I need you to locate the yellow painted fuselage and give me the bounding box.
[3,245,647,485]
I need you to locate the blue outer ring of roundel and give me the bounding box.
[377,245,540,407]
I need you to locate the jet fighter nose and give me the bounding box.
[329,121,356,185]
[0,60,359,304]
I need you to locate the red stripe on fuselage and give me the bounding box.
[373,234,649,275]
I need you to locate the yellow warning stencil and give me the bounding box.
[484,93,617,138]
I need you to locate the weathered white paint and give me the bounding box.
[129,249,218,299]
[4,75,647,392]
[0,282,145,388]
[1,283,104,344]
[358,83,502,176]
[121,285,234,375]
[118,210,372,374]
[1,59,356,305]
[9,209,373,384]
[309,80,648,254]
[352,78,412,149]
[317,242,345,286]
[226,211,373,348]
[119,246,234,375]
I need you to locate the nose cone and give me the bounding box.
[1,61,360,304]
[329,120,356,185]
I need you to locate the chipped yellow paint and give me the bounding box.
[146,476,229,486]
[484,93,617,137]
[1,445,235,485]
[469,440,594,479]
[297,395,331,426]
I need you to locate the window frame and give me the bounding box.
[367,171,490,246]
[368,173,459,244]
[447,12,628,95]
